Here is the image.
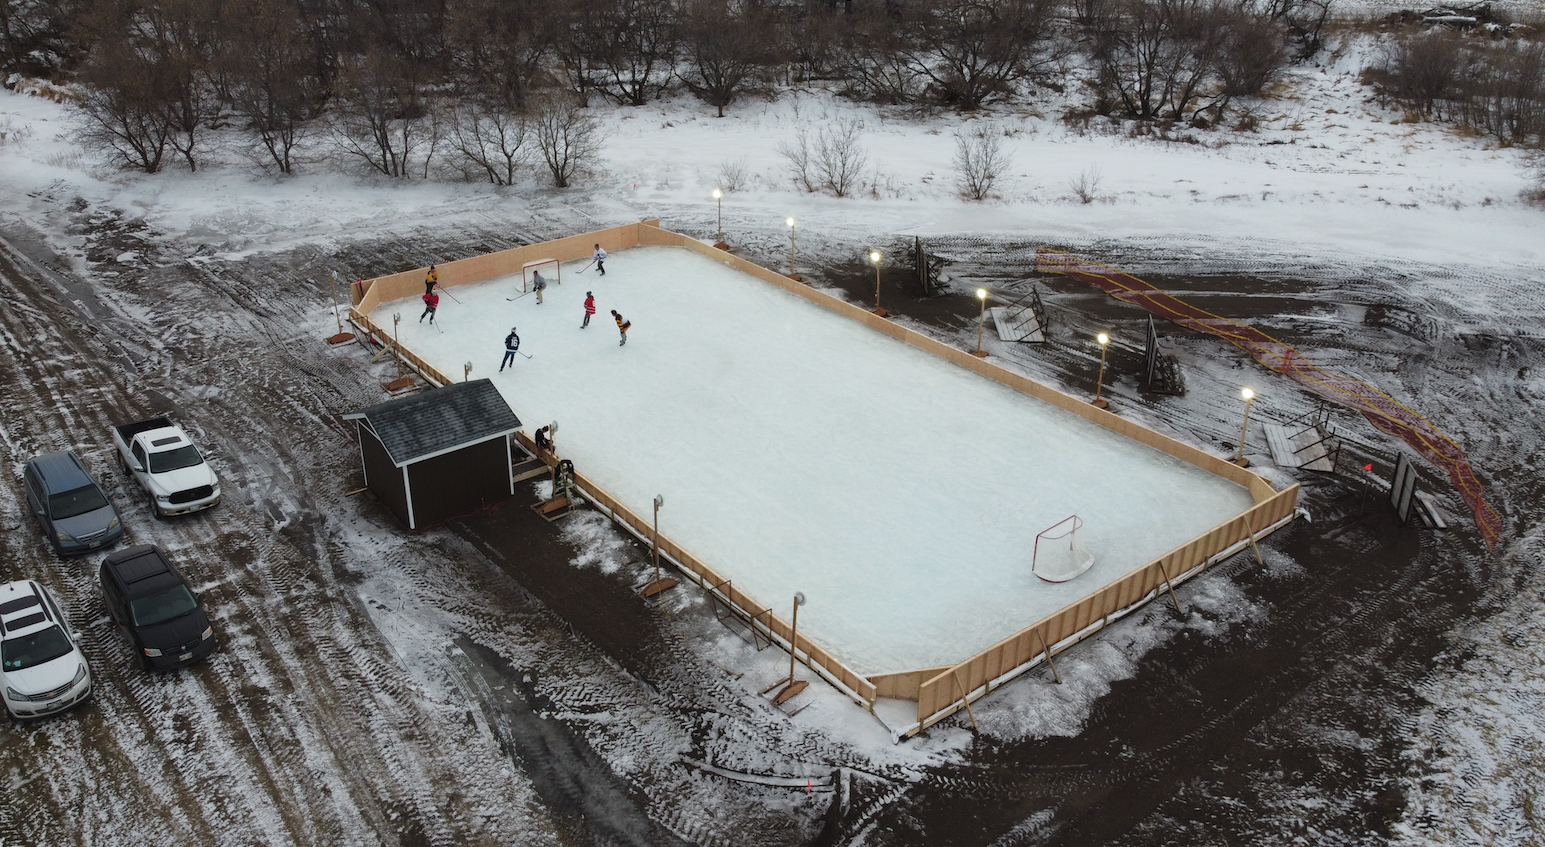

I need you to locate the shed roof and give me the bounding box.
[343,379,522,467]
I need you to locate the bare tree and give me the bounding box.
[330,51,434,178]
[1069,165,1102,203]
[553,0,610,104]
[75,42,171,173]
[843,7,922,105]
[815,117,869,197]
[0,0,78,76]
[1249,0,1330,60]
[680,0,774,117]
[594,0,678,106]
[954,124,1012,199]
[445,0,552,110]
[1215,10,1288,106]
[781,118,869,197]
[1389,32,1466,118]
[903,0,1063,110]
[1096,0,1230,121]
[225,0,322,174]
[533,95,601,188]
[447,103,529,185]
[778,129,818,192]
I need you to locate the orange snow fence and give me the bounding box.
[1036,249,1502,551]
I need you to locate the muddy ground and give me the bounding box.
[0,201,1535,846]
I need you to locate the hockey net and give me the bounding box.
[522,258,560,293]
[1032,515,1095,583]
[1036,249,1503,551]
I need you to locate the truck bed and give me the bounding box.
[113,416,175,444]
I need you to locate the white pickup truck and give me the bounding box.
[111,416,221,519]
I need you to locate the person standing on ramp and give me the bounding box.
[592,244,607,276]
[500,326,520,371]
[612,310,631,346]
[582,291,596,328]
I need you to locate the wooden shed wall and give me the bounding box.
[358,422,410,529]
[405,437,511,529]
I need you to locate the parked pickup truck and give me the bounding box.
[111,416,221,519]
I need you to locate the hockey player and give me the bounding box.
[612,310,631,346]
[425,265,439,295]
[581,291,596,328]
[592,244,607,276]
[500,327,520,371]
[532,270,548,304]
[420,289,439,323]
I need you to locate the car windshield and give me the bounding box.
[129,584,198,627]
[48,484,110,520]
[148,445,203,473]
[1,625,74,671]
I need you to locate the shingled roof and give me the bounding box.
[344,379,522,466]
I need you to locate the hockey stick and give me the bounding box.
[576,259,596,274]
[519,351,532,359]
[505,291,534,302]
[439,288,462,304]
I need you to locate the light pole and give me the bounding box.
[383,312,411,391]
[786,217,800,281]
[642,494,676,597]
[1092,332,1111,409]
[788,591,806,684]
[712,189,724,247]
[327,271,354,344]
[463,361,473,382]
[973,288,989,358]
[1234,387,1256,467]
[870,250,887,317]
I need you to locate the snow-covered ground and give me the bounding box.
[1,24,1542,845]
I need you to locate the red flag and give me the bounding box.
[1363,463,1373,471]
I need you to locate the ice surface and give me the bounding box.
[375,246,1254,675]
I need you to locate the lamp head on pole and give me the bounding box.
[463,361,473,380]
[654,494,664,510]
[393,312,401,325]
[869,250,881,266]
[550,421,559,435]
[712,188,722,200]
[977,288,987,301]
[1241,387,1255,402]
[786,217,795,229]
[793,591,806,608]
[1097,332,1110,347]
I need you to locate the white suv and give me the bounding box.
[1,580,93,720]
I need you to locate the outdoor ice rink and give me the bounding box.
[377,246,1256,675]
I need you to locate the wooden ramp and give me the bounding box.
[990,307,1045,343]
[1262,422,1336,472]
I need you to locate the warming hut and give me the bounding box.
[344,379,522,530]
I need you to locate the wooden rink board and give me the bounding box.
[351,220,1300,735]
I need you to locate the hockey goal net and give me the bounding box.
[1032,515,1095,583]
[522,258,560,293]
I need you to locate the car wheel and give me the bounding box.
[148,492,164,521]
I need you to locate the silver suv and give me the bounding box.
[1,580,93,720]
[23,451,124,556]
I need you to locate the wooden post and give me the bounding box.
[1154,558,1184,615]
[1244,510,1264,565]
[1035,629,1062,685]
[952,670,979,731]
